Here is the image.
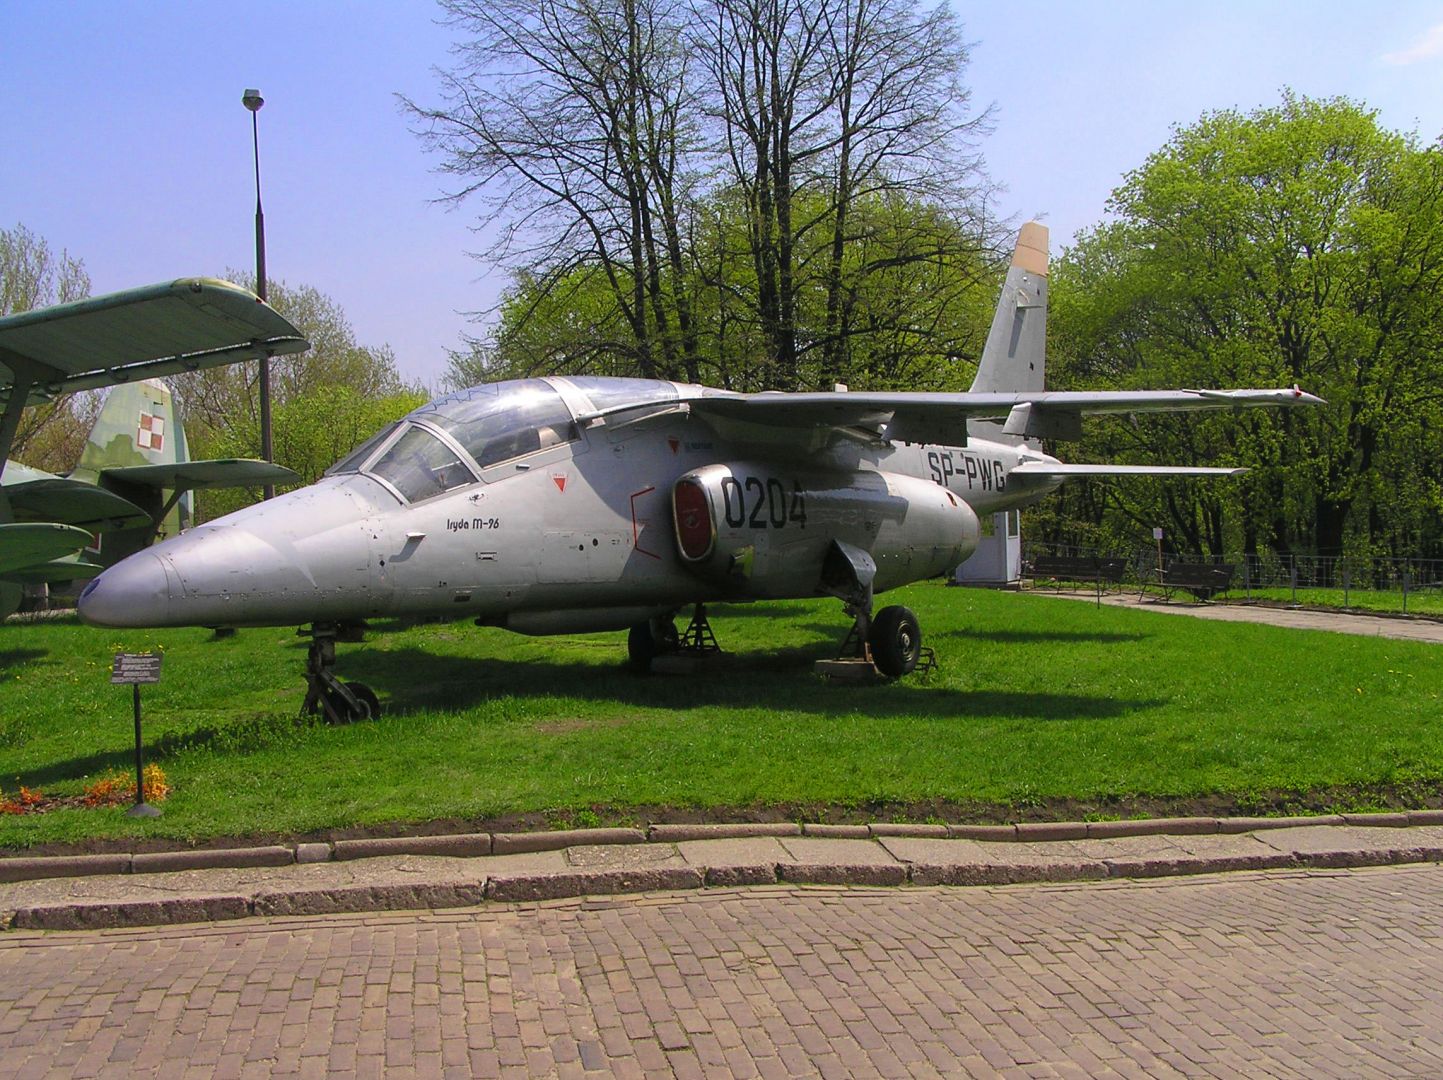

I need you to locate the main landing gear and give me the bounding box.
[816,540,933,679]
[300,623,378,723]
[835,602,928,678]
[628,604,720,673]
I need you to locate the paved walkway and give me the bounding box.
[3,864,1442,1079]
[1042,589,1443,643]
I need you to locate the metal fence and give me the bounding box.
[1020,542,1443,614]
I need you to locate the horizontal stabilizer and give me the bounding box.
[102,459,301,491]
[1011,463,1247,477]
[0,522,92,575]
[1,554,106,585]
[2,475,150,530]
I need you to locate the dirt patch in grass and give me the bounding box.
[533,716,634,735]
[6,782,1441,858]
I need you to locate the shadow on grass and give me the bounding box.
[939,629,1150,645]
[0,648,47,671]
[18,747,142,788]
[17,711,322,788]
[339,645,1163,723]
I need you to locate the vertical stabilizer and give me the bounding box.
[968,222,1048,444]
[75,379,181,477]
[73,379,192,550]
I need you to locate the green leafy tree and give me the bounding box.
[1,223,93,471]
[1048,94,1443,560]
[165,274,423,522]
[414,0,992,391]
[195,386,428,521]
[172,273,411,444]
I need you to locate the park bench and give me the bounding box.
[1026,555,1129,602]
[1146,562,1236,602]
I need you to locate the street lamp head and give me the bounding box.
[242,89,264,112]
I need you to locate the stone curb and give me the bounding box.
[131,846,293,874]
[7,842,1443,932]
[333,834,492,861]
[3,813,1442,884]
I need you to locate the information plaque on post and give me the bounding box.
[112,653,163,818]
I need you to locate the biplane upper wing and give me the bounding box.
[0,277,308,405]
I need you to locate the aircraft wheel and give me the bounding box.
[627,618,678,672]
[348,682,381,720]
[868,605,921,678]
[322,681,377,723]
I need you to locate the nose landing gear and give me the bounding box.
[300,623,378,723]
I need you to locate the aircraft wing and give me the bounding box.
[677,387,1322,444]
[2,475,151,530]
[0,523,93,575]
[1010,463,1247,477]
[101,459,301,491]
[0,277,308,405]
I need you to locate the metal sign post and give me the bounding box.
[111,653,163,818]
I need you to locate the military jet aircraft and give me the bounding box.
[80,224,1322,720]
[0,278,307,615]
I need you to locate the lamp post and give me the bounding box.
[242,88,275,500]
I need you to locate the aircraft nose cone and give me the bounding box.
[78,552,176,628]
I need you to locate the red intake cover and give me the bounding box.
[673,478,714,561]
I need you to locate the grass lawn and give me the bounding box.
[2,582,1440,850]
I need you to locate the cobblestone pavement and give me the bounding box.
[3,865,1443,1079]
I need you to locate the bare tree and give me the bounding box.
[414,0,993,390]
[692,0,990,387]
[406,0,702,381]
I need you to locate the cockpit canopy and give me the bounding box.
[413,378,578,468]
[324,376,683,504]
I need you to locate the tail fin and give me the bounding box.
[75,379,181,475]
[72,379,193,540]
[968,222,1048,444]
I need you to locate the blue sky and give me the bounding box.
[4,1,1441,388]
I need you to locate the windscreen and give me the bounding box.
[367,426,476,503]
[326,422,402,476]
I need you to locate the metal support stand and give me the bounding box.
[816,598,880,681]
[678,604,721,654]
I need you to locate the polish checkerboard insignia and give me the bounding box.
[137,409,164,452]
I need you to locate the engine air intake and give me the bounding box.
[672,478,714,561]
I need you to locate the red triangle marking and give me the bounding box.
[667,436,680,454]
[552,475,567,492]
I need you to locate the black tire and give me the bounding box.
[627,618,678,672]
[348,682,380,720]
[868,605,921,678]
[322,681,376,723]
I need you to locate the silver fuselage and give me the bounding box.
[78,384,1063,631]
